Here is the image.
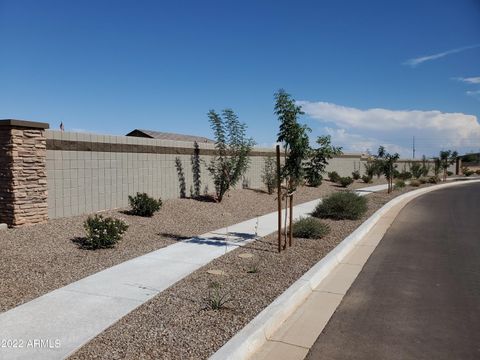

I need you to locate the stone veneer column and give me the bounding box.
[0,120,49,227]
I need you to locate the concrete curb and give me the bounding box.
[210,179,480,360]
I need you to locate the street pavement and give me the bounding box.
[307,182,480,360]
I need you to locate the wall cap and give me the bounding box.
[0,119,50,129]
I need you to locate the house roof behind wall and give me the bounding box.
[126,129,215,143]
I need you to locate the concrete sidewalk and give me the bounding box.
[0,184,387,360]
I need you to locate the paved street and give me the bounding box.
[307,182,480,360]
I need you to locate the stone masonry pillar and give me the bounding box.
[0,120,49,227]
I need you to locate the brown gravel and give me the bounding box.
[69,184,433,360]
[0,179,384,313]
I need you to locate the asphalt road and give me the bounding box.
[307,182,480,360]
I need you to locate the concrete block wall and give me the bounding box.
[45,130,276,219]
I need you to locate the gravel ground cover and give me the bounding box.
[69,183,433,360]
[0,179,383,313]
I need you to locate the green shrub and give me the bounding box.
[207,282,231,310]
[361,175,372,183]
[128,192,162,217]
[351,170,360,180]
[292,217,330,239]
[394,179,406,189]
[83,215,128,249]
[397,171,412,180]
[339,176,353,187]
[262,156,277,194]
[447,171,454,176]
[428,176,440,184]
[463,167,475,176]
[328,171,341,183]
[410,180,421,187]
[312,192,367,220]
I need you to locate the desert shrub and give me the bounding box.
[351,170,360,180]
[83,215,128,249]
[447,171,454,176]
[427,176,440,184]
[463,167,475,176]
[410,162,423,179]
[395,179,406,189]
[128,192,162,217]
[410,180,421,187]
[476,170,480,175]
[312,192,367,220]
[362,175,372,183]
[207,282,231,310]
[328,171,341,183]
[292,217,330,239]
[397,171,412,180]
[262,156,277,194]
[339,176,353,187]
[191,141,201,198]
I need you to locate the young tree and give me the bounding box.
[275,89,311,248]
[207,109,254,202]
[438,150,458,181]
[304,135,343,187]
[375,146,399,193]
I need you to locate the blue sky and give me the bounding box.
[1,0,479,157]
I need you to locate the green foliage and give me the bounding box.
[191,141,201,198]
[437,150,458,181]
[128,192,162,217]
[410,179,421,187]
[262,156,277,194]
[292,217,330,239]
[83,215,128,249]
[463,167,475,176]
[207,109,255,202]
[397,170,412,180]
[374,146,399,193]
[447,171,454,176]
[275,89,311,191]
[175,157,186,198]
[362,175,372,183]
[207,282,231,310]
[312,192,368,220]
[364,161,376,178]
[394,179,406,189]
[418,177,428,184]
[410,162,423,179]
[339,176,353,187]
[304,135,342,187]
[328,171,341,183]
[428,176,440,183]
[352,170,360,180]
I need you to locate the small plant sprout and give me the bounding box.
[207,281,231,310]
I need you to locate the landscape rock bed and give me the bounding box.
[0,180,382,313]
[69,184,432,360]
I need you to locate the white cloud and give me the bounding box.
[454,76,480,84]
[404,44,480,67]
[466,90,480,100]
[299,100,480,157]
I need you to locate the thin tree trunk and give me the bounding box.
[289,194,293,247]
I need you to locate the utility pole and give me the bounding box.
[412,136,416,159]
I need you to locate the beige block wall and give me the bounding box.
[45,130,275,219]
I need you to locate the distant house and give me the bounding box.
[126,129,214,144]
